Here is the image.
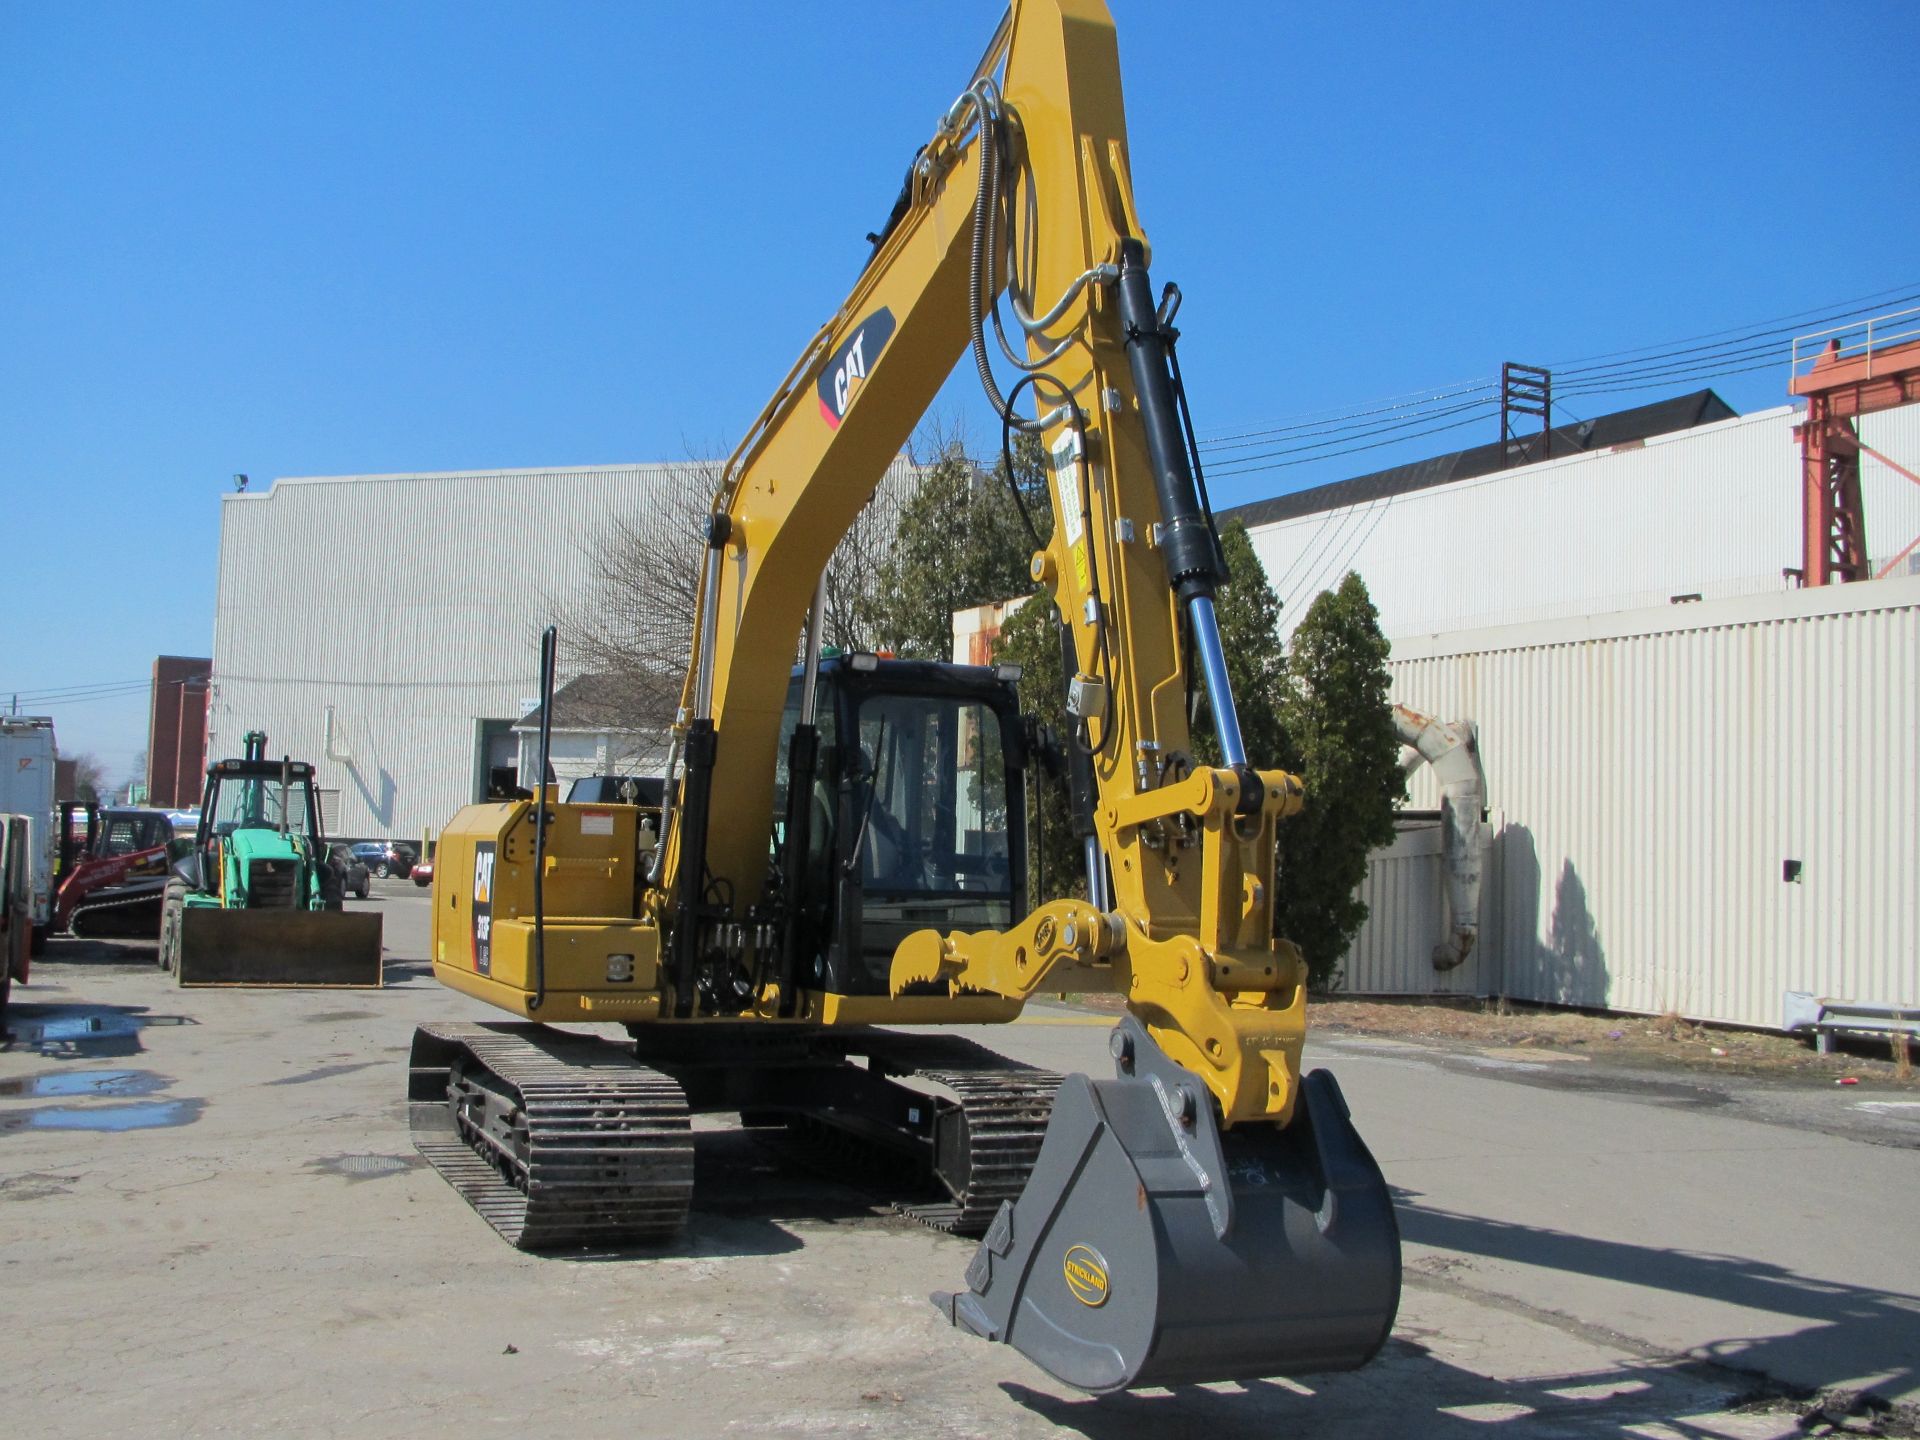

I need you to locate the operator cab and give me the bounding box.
[773,656,1027,998]
[56,804,176,876]
[198,758,322,844]
[184,733,328,903]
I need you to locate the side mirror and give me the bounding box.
[1021,714,1064,780]
[170,850,207,892]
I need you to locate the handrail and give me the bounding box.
[1791,304,1920,381]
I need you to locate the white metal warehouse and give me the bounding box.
[209,457,916,842]
[1353,574,1920,1033]
[1226,398,1920,644]
[1222,390,1920,1030]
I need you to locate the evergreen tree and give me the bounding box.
[859,438,1041,659]
[1271,572,1403,985]
[998,549,1399,987]
[993,519,1288,901]
[1188,522,1288,770]
[992,593,1079,900]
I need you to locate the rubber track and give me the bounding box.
[67,880,165,932]
[409,1021,693,1251]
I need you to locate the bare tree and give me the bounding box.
[554,454,915,738]
[67,752,109,806]
[823,464,907,651]
[555,461,719,737]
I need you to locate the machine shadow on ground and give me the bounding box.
[33,935,158,972]
[379,958,433,987]
[512,1126,927,1266]
[1392,1191,1918,1423]
[999,1186,1920,1439]
[1002,1343,1789,1440]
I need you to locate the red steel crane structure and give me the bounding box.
[1790,308,1920,586]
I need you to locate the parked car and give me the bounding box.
[348,840,415,879]
[411,858,434,888]
[328,844,371,900]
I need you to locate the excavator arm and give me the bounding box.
[663,0,1303,1128]
[647,0,1401,1391]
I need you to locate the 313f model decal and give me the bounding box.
[470,841,496,975]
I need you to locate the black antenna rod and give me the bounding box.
[530,624,558,1013]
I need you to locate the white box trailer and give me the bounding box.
[0,716,57,950]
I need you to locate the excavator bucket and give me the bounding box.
[175,909,384,988]
[937,1016,1400,1393]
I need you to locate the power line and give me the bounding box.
[1,678,151,701]
[1556,356,1789,401]
[1551,294,1920,382]
[1272,499,1368,604]
[25,689,155,709]
[1206,407,1500,480]
[1198,390,1500,461]
[1195,282,1919,484]
[1200,377,1499,450]
[1282,495,1395,626]
[3,684,153,710]
[1546,280,1920,368]
[1202,394,1500,472]
[1556,336,1794,386]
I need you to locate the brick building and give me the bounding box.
[147,655,210,807]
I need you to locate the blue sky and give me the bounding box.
[3,1,1914,778]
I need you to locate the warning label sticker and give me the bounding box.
[1051,432,1092,593]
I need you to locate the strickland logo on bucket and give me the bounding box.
[1062,1244,1111,1306]
[817,308,896,429]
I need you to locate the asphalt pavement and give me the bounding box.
[0,880,1912,1438]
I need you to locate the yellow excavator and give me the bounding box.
[410,0,1400,1393]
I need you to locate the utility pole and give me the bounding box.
[1500,363,1553,467]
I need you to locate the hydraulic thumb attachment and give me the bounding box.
[937,1015,1401,1393]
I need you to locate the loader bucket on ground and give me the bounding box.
[176,909,384,988]
[938,1015,1400,1394]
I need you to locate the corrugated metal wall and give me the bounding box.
[1341,821,1503,996]
[1246,403,1920,644]
[1368,574,1920,1030]
[211,458,916,841]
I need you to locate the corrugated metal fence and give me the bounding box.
[1348,574,1920,1031]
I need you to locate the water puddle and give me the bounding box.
[0,1069,168,1099]
[27,1015,148,1042]
[2,1011,194,1058]
[0,1098,204,1135]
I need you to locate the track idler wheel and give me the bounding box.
[936,1015,1401,1393]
